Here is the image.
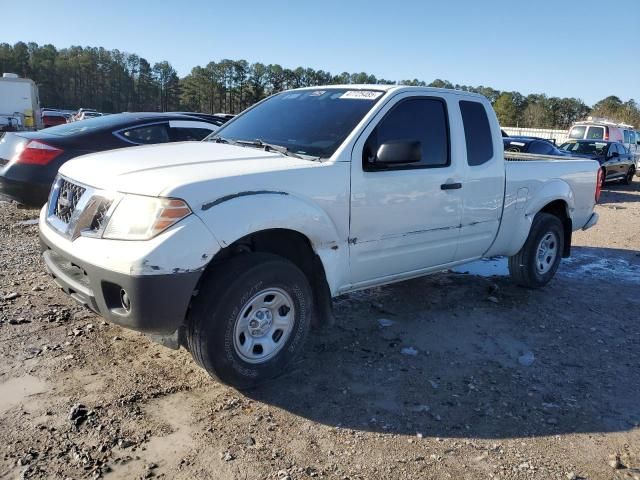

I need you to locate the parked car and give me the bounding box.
[39,85,600,388]
[503,136,571,156]
[41,110,68,128]
[0,112,221,206]
[0,73,42,131]
[635,130,640,176]
[68,108,98,122]
[75,111,103,121]
[567,118,637,153]
[559,140,635,185]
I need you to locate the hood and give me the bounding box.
[58,141,320,198]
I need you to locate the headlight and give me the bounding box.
[102,195,191,240]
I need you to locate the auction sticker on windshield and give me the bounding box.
[340,90,384,100]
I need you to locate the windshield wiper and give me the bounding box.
[212,136,319,161]
[235,138,307,159]
[211,136,242,146]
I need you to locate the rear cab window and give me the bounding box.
[459,100,494,166]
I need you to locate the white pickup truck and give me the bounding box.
[39,85,601,388]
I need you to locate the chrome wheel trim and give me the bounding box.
[232,288,295,364]
[536,232,559,275]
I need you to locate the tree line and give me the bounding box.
[1,41,638,129]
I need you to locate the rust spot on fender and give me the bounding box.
[201,191,288,211]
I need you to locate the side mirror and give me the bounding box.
[609,151,619,158]
[375,141,421,165]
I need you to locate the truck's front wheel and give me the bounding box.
[186,253,312,389]
[508,213,564,288]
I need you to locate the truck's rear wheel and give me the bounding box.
[186,252,312,389]
[508,213,564,288]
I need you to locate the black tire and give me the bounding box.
[622,166,635,185]
[186,252,313,389]
[508,213,564,288]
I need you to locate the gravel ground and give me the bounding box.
[1,182,639,480]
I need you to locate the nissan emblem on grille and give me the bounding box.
[55,180,86,223]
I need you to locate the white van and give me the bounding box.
[568,117,636,153]
[0,73,42,132]
[635,130,640,174]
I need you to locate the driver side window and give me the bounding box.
[363,97,450,171]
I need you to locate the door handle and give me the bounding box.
[441,182,462,190]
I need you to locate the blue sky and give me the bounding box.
[3,0,638,105]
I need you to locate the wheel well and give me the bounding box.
[205,229,334,327]
[540,200,572,257]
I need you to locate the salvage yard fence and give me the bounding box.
[501,127,569,145]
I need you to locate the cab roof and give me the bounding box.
[290,84,488,100]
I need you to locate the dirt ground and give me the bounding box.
[1,181,639,480]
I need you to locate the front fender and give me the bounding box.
[194,191,348,293]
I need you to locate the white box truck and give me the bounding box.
[0,73,42,133]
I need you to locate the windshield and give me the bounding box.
[208,88,385,158]
[560,141,608,155]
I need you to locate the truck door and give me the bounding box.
[453,99,506,261]
[349,93,464,286]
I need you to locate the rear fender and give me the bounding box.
[524,179,575,220]
[485,179,574,258]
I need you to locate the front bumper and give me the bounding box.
[40,232,202,334]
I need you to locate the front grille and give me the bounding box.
[54,179,86,223]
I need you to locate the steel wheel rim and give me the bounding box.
[233,287,295,364]
[536,232,558,275]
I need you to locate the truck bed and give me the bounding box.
[484,152,600,258]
